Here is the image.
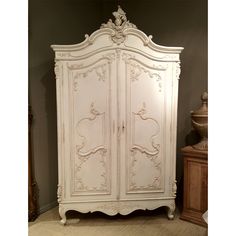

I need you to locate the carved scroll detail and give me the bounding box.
[100,5,137,45]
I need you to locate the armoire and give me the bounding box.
[51,6,183,224]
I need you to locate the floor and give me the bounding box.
[29,206,207,236]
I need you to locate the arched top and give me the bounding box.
[51,6,183,60]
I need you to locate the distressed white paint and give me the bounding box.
[51,6,183,225]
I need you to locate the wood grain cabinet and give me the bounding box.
[51,6,183,224]
[180,146,208,227]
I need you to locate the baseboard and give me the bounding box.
[39,201,58,214]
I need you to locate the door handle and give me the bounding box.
[122,121,125,133]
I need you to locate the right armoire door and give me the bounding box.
[118,50,176,200]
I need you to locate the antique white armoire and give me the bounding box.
[51,6,183,224]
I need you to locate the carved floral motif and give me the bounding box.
[100,6,137,45]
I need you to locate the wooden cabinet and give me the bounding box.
[180,146,208,227]
[51,6,183,224]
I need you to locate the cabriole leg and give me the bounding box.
[59,206,67,225]
[167,203,175,220]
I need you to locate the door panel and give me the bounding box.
[120,51,169,199]
[66,51,117,201]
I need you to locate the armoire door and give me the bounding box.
[119,50,173,200]
[64,50,118,202]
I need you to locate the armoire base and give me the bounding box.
[58,199,176,225]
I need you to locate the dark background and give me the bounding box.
[29,0,207,212]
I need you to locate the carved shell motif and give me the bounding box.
[100,5,137,45]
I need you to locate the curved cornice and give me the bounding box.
[51,6,183,55]
[51,28,183,53]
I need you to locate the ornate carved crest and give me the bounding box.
[100,5,137,45]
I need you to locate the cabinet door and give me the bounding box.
[64,51,118,201]
[184,157,208,212]
[119,51,173,199]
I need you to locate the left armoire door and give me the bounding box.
[59,50,118,202]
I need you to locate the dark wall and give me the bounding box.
[29,0,207,211]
